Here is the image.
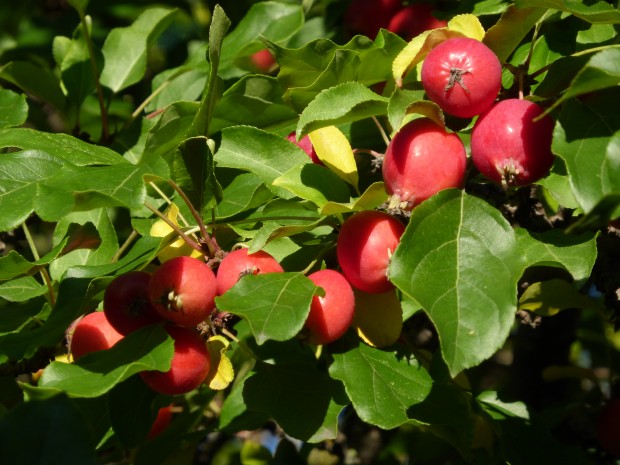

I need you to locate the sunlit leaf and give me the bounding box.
[308,126,359,190]
[149,203,202,263]
[206,335,235,390]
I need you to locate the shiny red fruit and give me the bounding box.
[286,131,322,165]
[387,3,447,41]
[421,37,502,118]
[382,118,467,209]
[140,325,210,396]
[69,311,124,361]
[336,210,405,294]
[148,256,217,327]
[249,49,276,74]
[471,99,555,186]
[216,248,284,295]
[147,406,174,440]
[104,271,163,335]
[305,269,355,345]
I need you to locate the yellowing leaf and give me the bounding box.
[206,335,234,390]
[447,14,485,41]
[149,203,202,263]
[352,289,402,348]
[308,126,358,190]
[392,14,484,87]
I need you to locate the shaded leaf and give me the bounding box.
[0,276,47,302]
[329,341,432,429]
[518,279,603,316]
[244,361,347,442]
[0,61,66,111]
[352,289,403,348]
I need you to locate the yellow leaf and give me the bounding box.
[149,203,201,263]
[352,289,403,348]
[308,126,358,190]
[447,14,485,41]
[206,335,235,390]
[392,14,485,87]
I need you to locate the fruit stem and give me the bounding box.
[220,327,259,361]
[111,229,139,263]
[144,202,206,257]
[168,180,219,257]
[149,181,192,228]
[21,223,56,307]
[371,116,390,147]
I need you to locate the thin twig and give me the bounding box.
[22,223,56,307]
[144,202,206,256]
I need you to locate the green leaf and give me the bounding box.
[108,375,159,447]
[0,150,66,232]
[483,5,546,63]
[272,32,405,112]
[172,136,222,215]
[544,47,620,114]
[249,218,327,253]
[53,21,96,107]
[244,361,347,442]
[39,324,173,398]
[389,190,522,376]
[214,126,311,199]
[273,163,351,208]
[552,89,620,213]
[321,182,389,215]
[329,341,432,430]
[387,88,437,135]
[219,1,304,78]
[515,0,620,23]
[0,394,97,465]
[297,82,388,137]
[518,279,603,316]
[48,209,119,281]
[215,273,317,345]
[478,391,590,464]
[187,4,230,138]
[210,75,298,134]
[515,228,598,281]
[0,276,48,302]
[141,101,198,164]
[0,89,27,129]
[214,172,274,220]
[0,61,67,112]
[100,7,178,93]
[0,127,126,166]
[66,0,89,15]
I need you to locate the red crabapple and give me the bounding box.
[140,324,210,396]
[68,311,124,361]
[104,271,163,335]
[387,3,447,41]
[421,37,502,118]
[216,247,284,295]
[249,49,276,74]
[336,210,405,294]
[470,98,555,186]
[596,398,620,457]
[148,256,217,327]
[344,0,403,38]
[286,131,322,165]
[382,118,467,209]
[304,269,355,345]
[147,405,174,439]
